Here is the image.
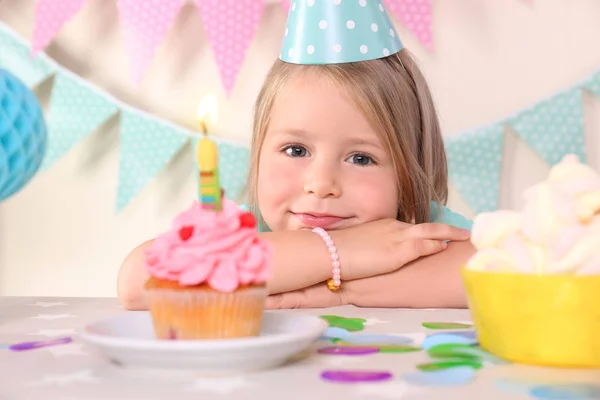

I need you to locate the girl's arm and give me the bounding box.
[265,240,476,309]
[345,240,476,308]
[117,231,343,310]
[117,220,469,310]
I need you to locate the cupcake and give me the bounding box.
[462,154,600,368]
[144,198,273,340]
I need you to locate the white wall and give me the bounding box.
[1,0,599,297]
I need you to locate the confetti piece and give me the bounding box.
[422,322,473,330]
[9,337,72,351]
[343,334,413,345]
[320,316,366,332]
[321,327,351,341]
[427,344,480,359]
[318,346,379,355]
[378,345,422,354]
[417,359,483,372]
[321,370,393,383]
[332,341,421,353]
[428,344,508,364]
[403,366,476,387]
[422,331,478,349]
[529,384,600,400]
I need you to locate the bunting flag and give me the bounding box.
[445,123,505,213]
[585,70,600,97]
[384,0,433,51]
[195,0,265,96]
[41,72,118,169]
[218,142,251,201]
[0,24,55,87]
[509,88,586,166]
[117,111,189,211]
[116,0,184,85]
[31,0,89,56]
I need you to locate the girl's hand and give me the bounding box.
[330,218,471,280]
[344,240,475,308]
[265,283,349,309]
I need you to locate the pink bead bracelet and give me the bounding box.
[312,227,341,291]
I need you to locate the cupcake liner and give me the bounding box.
[462,268,600,368]
[145,286,267,340]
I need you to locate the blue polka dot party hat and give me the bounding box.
[280,0,404,65]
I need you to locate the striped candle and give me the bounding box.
[196,94,222,211]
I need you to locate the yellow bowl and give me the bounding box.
[461,268,600,368]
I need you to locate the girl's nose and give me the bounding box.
[303,162,342,199]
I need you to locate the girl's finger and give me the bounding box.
[401,223,471,241]
[395,239,448,265]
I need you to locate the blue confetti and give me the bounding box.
[321,327,351,341]
[403,366,476,387]
[495,378,539,394]
[530,384,600,400]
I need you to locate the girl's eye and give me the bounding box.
[347,153,374,166]
[284,145,308,157]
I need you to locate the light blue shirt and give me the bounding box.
[241,202,472,232]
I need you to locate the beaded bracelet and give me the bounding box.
[312,227,341,291]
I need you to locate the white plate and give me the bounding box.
[80,311,327,374]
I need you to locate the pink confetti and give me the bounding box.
[117,0,184,85]
[195,0,265,97]
[384,0,433,51]
[31,0,89,56]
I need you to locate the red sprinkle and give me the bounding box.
[178,225,194,241]
[239,212,256,228]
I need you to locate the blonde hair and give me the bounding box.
[246,50,448,225]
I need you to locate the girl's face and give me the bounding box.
[257,72,398,231]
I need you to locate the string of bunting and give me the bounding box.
[0,22,250,212]
[1,21,598,214]
[28,0,532,95]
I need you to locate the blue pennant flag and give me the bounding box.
[509,88,586,165]
[217,142,250,202]
[117,111,188,211]
[41,72,118,169]
[584,70,600,98]
[0,24,55,87]
[445,123,505,213]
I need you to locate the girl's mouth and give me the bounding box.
[292,212,349,229]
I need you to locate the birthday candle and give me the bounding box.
[196,135,222,211]
[196,94,222,211]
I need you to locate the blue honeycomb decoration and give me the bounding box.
[0,68,47,201]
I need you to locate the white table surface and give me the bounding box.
[1,297,598,400]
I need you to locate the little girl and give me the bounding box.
[118,1,476,310]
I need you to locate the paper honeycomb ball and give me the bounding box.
[0,68,47,201]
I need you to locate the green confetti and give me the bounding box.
[320,315,366,332]
[417,359,483,372]
[378,345,422,354]
[428,344,481,360]
[422,322,473,330]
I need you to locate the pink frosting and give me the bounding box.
[145,199,273,292]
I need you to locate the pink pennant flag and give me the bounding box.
[281,0,290,13]
[384,0,433,51]
[196,0,265,97]
[31,0,89,56]
[117,0,184,85]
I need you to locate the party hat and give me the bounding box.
[280,0,403,65]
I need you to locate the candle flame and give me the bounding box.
[197,93,219,135]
